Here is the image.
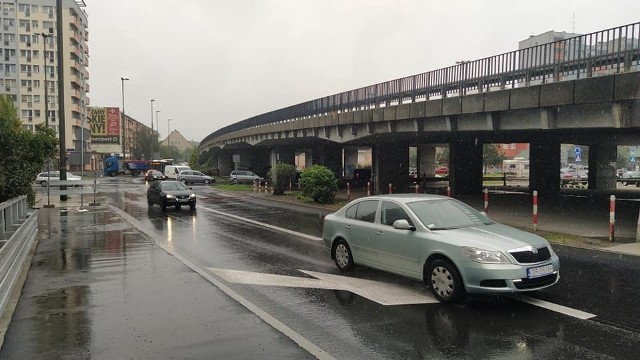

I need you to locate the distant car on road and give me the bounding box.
[144,170,167,182]
[147,180,196,211]
[177,170,215,185]
[322,194,560,303]
[35,171,81,187]
[229,170,262,184]
[620,170,640,186]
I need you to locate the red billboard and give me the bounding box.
[88,106,120,144]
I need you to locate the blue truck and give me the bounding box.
[104,156,171,177]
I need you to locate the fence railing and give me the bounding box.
[0,196,38,320]
[202,22,640,145]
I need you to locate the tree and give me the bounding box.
[483,143,506,173]
[0,95,57,205]
[188,147,198,169]
[159,144,182,162]
[267,163,297,195]
[299,165,338,204]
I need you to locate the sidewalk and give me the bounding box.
[0,201,312,359]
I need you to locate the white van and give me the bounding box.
[165,165,191,180]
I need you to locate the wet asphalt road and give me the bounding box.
[3,177,640,359]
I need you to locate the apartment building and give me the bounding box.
[1,0,90,168]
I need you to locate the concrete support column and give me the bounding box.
[418,145,437,177]
[449,139,483,195]
[343,147,360,179]
[589,144,617,189]
[530,141,561,193]
[374,142,409,194]
[313,142,342,176]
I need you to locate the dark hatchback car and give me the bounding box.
[145,170,167,182]
[147,180,196,211]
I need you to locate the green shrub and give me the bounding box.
[267,163,297,195]
[299,165,338,204]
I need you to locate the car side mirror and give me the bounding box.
[393,219,415,231]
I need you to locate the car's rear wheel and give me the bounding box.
[332,240,354,272]
[426,259,465,303]
[204,179,210,184]
[181,179,187,184]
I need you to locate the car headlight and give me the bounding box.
[463,247,511,264]
[165,194,174,199]
[189,194,196,199]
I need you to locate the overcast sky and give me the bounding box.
[85,0,640,142]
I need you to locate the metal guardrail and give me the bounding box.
[0,196,38,320]
[202,22,640,145]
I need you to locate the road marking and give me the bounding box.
[199,206,322,242]
[509,294,596,319]
[209,268,437,306]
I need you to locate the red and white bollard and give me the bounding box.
[609,195,616,242]
[446,186,451,197]
[532,190,538,232]
[347,182,351,202]
[415,184,420,193]
[367,182,371,196]
[388,183,393,194]
[483,188,489,214]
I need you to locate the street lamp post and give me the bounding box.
[120,77,129,158]
[36,32,53,128]
[150,99,155,132]
[167,118,172,144]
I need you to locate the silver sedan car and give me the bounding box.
[322,194,560,303]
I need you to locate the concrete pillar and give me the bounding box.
[589,144,617,189]
[374,142,409,194]
[449,139,483,195]
[530,141,561,193]
[418,145,437,177]
[313,142,342,176]
[343,147,360,179]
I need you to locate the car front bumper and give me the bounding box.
[459,255,560,294]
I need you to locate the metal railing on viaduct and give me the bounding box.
[201,22,640,147]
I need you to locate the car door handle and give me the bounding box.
[377,231,384,236]
[345,225,351,230]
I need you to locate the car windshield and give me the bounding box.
[161,182,189,191]
[406,199,493,230]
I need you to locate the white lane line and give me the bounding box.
[198,205,322,242]
[109,205,335,360]
[509,294,596,320]
[208,268,437,306]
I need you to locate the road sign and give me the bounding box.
[575,146,581,162]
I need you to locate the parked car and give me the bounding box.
[322,194,560,303]
[177,170,215,185]
[620,170,640,186]
[228,170,263,184]
[146,180,196,211]
[145,170,167,182]
[35,171,82,187]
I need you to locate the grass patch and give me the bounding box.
[213,183,254,191]
[541,232,611,248]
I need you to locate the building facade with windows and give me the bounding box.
[1,0,90,169]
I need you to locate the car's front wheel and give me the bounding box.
[426,259,465,303]
[204,179,210,184]
[40,181,47,187]
[332,240,354,272]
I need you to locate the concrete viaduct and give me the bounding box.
[199,23,640,195]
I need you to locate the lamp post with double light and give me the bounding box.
[120,77,129,158]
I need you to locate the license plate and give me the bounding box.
[178,198,188,202]
[527,264,553,279]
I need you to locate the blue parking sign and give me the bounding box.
[575,146,581,162]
